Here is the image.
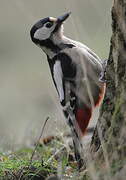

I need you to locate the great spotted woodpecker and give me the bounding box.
[30,12,106,168]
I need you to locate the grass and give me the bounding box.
[0,117,81,180]
[0,118,125,180]
[0,136,80,180]
[0,146,56,179]
[0,133,125,180]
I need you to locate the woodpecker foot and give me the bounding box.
[99,72,106,83]
[99,59,108,83]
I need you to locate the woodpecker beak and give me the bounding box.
[57,12,71,23]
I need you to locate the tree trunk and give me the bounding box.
[90,0,126,179]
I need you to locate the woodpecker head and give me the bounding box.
[30,12,71,48]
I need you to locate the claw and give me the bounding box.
[99,59,108,83]
[99,72,106,83]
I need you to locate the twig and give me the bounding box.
[29,116,49,165]
[18,116,49,180]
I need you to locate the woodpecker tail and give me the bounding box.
[75,83,106,135]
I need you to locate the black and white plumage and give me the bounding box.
[30,12,106,168]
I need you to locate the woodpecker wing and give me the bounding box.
[58,43,106,134]
[47,42,106,135]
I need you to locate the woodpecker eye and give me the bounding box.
[45,22,53,28]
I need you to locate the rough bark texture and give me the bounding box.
[90,0,126,179]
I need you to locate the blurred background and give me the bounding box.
[0,0,112,151]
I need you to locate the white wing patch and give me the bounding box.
[53,61,64,102]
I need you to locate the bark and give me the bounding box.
[90,0,126,178]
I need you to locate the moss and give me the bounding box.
[110,159,124,176]
[107,95,123,138]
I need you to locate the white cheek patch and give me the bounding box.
[34,24,56,40]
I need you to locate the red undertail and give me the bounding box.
[75,83,106,135]
[76,106,92,135]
